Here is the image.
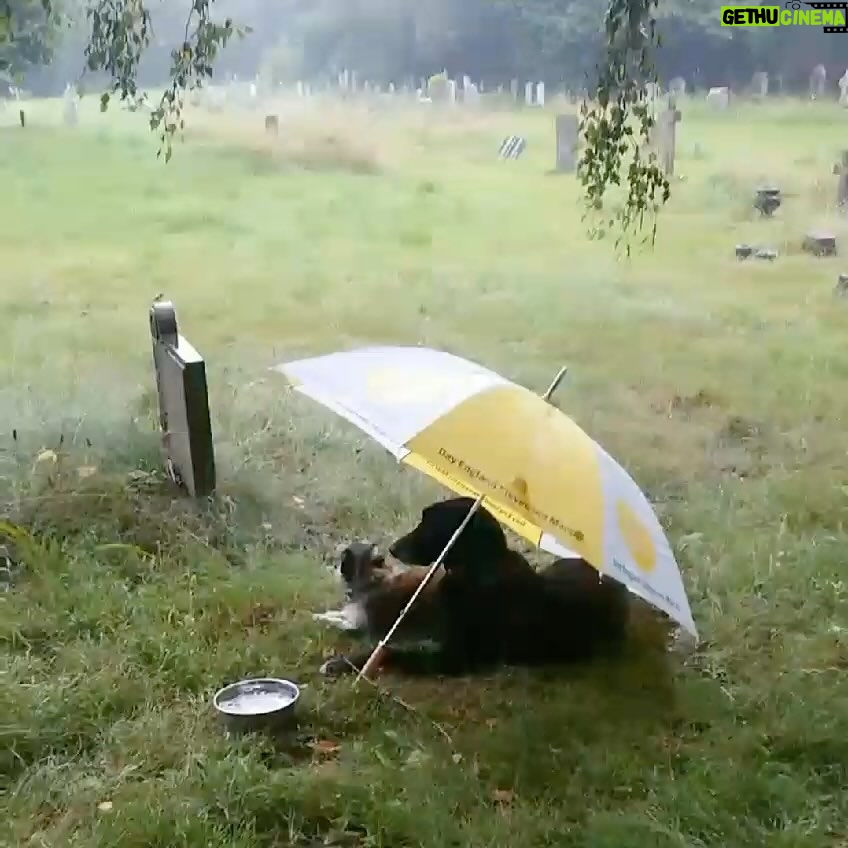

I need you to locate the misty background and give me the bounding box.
[15,0,848,97]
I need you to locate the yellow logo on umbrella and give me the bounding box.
[615,500,657,574]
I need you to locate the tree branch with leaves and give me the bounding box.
[577,0,670,252]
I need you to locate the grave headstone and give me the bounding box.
[802,230,837,257]
[510,79,519,100]
[736,244,754,260]
[149,300,216,498]
[555,114,579,173]
[499,136,527,160]
[525,82,534,106]
[446,79,457,103]
[834,150,848,208]
[835,274,848,296]
[706,86,730,110]
[18,109,24,128]
[810,64,827,99]
[755,248,777,262]
[536,81,545,107]
[265,114,279,135]
[647,107,681,176]
[62,83,79,127]
[669,76,686,97]
[839,70,848,106]
[751,71,769,98]
[644,81,661,103]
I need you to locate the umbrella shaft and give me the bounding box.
[355,493,485,682]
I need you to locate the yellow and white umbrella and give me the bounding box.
[272,345,697,642]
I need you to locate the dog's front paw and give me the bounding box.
[319,655,357,677]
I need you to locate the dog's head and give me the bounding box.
[389,496,508,572]
[334,541,390,598]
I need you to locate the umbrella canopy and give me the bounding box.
[272,345,697,638]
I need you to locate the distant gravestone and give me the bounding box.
[706,86,730,110]
[499,136,527,160]
[446,79,457,103]
[149,300,216,498]
[644,81,661,103]
[265,114,279,135]
[62,84,79,127]
[555,114,579,172]
[669,76,686,97]
[510,79,519,100]
[525,82,534,106]
[839,70,848,106]
[810,64,827,99]
[536,81,545,107]
[648,108,681,176]
[834,151,848,208]
[836,274,848,297]
[465,81,480,106]
[802,231,837,257]
[751,71,769,98]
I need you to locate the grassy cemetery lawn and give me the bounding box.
[1,95,847,847]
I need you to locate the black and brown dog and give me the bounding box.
[320,496,631,677]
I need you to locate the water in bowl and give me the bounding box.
[219,685,296,716]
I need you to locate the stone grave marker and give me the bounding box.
[446,79,457,103]
[499,136,527,160]
[835,274,848,297]
[751,71,768,98]
[834,151,848,208]
[149,300,216,498]
[669,76,686,97]
[838,160,848,208]
[62,84,79,127]
[265,114,279,135]
[510,79,519,100]
[802,231,837,257]
[525,82,534,106]
[647,107,681,176]
[555,114,579,172]
[536,82,545,107]
[644,81,661,103]
[465,80,480,106]
[810,64,827,99]
[706,86,730,110]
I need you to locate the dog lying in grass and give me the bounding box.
[315,497,631,678]
[312,540,449,643]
